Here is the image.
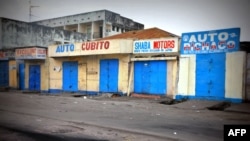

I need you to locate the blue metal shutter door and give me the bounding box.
[100,59,119,92]
[134,60,167,95]
[0,61,9,87]
[196,53,225,98]
[63,61,78,92]
[29,65,40,90]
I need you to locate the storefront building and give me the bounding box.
[48,39,133,94]
[0,50,16,88]
[15,47,48,92]
[128,37,180,98]
[0,17,87,91]
[176,28,245,103]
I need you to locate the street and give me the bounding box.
[0,91,250,141]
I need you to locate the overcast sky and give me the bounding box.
[0,0,249,41]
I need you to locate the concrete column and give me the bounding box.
[103,20,105,38]
[0,19,2,49]
[77,23,80,32]
[91,22,94,40]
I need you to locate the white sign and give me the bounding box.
[133,38,179,54]
[15,47,47,59]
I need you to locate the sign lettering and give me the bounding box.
[224,125,250,141]
[49,40,133,57]
[153,40,175,49]
[56,44,74,53]
[181,28,240,54]
[133,38,178,53]
[15,47,47,59]
[82,41,110,51]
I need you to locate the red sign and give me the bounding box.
[82,41,110,51]
[153,40,175,49]
[0,51,4,58]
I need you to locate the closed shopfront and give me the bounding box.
[196,53,225,98]
[100,59,119,93]
[130,37,179,97]
[63,61,78,92]
[134,60,167,95]
[48,39,133,95]
[29,65,40,90]
[19,63,25,90]
[0,61,9,87]
[0,50,15,88]
[177,28,245,103]
[15,47,48,92]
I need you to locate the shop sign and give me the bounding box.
[0,50,15,60]
[180,28,240,54]
[55,41,110,54]
[133,38,178,54]
[49,40,133,57]
[15,47,47,59]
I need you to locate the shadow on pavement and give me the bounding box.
[0,126,108,141]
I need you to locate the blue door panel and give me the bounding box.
[134,61,167,95]
[0,61,9,87]
[142,61,151,93]
[19,64,25,90]
[63,61,78,91]
[29,65,40,90]
[100,59,119,93]
[196,53,225,98]
[100,60,108,92]
[154,61,167,94]
[109,60,118,91]
[134,62,143,93]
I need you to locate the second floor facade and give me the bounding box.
[0,18,87,49]
[33,10,144,41]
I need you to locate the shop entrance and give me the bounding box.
[0,61,9,87]
[196,53,225,98]
[63,61,78,92]
[29,65,40,90]
[134,60,167,95]
[100,59,119,93]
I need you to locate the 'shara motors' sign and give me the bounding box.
[133,38,178,54]
[180,28,240,54]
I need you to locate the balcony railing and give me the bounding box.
[93,32,102,39]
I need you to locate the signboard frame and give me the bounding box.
[15,47,47,59]
[133,37,179,54]
[180,28,240,54]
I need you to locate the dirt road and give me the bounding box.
[0,92,249,141]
